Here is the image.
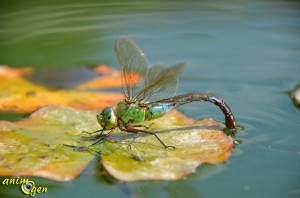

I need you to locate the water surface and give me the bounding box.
[0,0,299,197]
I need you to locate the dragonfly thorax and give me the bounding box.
[97,107,117,130]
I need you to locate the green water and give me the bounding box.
[1,0,300,197]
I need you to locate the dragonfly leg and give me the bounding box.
[129,124,150,129]
[63,144,101,155]
[64,128,115,151]
[120,125,175,150]
[83,129,107,140]
[82,129,103,135]
[87,127,115,147]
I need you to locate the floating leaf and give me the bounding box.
[292,84,300,108]
[0,65,123,113]
[0,106,233,181]
[99,111,233,181]
[0,106,98,181]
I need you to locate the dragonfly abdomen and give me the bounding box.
[145,103,176,121]
[157,93,236,132]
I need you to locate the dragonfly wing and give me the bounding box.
[135,63,185,102]
[115,37,148,101]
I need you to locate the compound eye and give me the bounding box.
[96,114,104,125]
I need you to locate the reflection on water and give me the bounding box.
[0,0,300,198]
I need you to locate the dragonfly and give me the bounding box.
[75,36,236,150]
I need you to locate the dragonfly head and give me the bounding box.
[97,107,116,130]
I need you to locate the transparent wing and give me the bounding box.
[115,37,148,101]
[135,63,185,102]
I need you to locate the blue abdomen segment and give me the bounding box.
[145,103,176,121]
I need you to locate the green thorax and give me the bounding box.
[114,100,146,124]
[114,100,175,125]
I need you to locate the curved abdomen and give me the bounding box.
[155,93,236,132]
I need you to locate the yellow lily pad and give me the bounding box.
[0,106,233,182]
[0,106,97,181]
[99,110,233,181]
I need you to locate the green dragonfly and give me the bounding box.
[76,37,236,150]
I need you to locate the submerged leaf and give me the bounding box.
[0,65,33,78]
[0,65,123,113]
[0,106,233,181]
[77,65,122,89]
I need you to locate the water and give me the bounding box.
[1,0,300,197]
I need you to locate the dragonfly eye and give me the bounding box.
[96,114,104,126]
[98,107,116,129]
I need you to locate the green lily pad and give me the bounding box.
[0,106,233,181]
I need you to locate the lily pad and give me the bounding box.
[0,65,123,113]
[0,106,98,181]
[100,111,233,181]
[0,106,233,181]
